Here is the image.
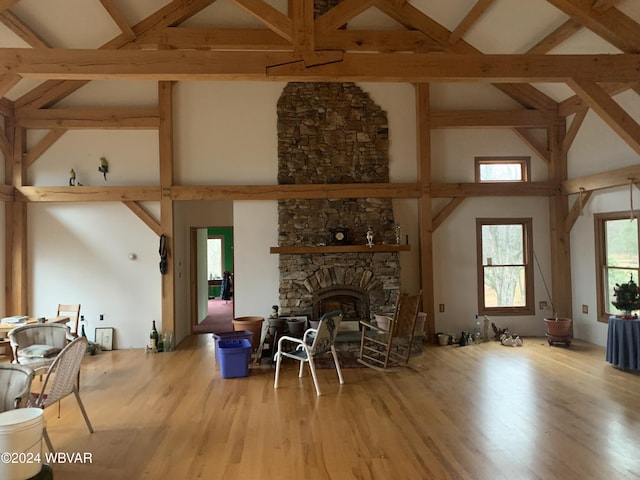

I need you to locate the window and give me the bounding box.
[475,157,530,182]
[207,236,224,280]
[595,212,640,322]
[476,218,534,315]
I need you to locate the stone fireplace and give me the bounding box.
[274,0,400,324]
[276,81,401,322]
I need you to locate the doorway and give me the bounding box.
[191,226,234,334]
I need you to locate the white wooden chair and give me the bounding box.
[274,310,344,396]
[57,303,81,336]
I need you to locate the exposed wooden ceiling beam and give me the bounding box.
[448,0,495,44]
[123,201,160,235]
[16,186,162,202]
[0,0,19,14]
[526,18,583,54]
[563,164,640,194]
[513,128,551,163]
[430,109,557,128]
[315,0,376,33]
[15,0,218,110]
[290,0,313,53]
[0,184,13,201]
[0,11,50,48]
[374,0,558,111]
[431,182,558,197]
[139,27,446,53]
[229,0,293,42]
[546,0,640,52]
[99,0,136,41]
[558,81,639,116]
[3,49,639,83]
[23,129,66,167]
[14,108,160,129]
[568,78,640,156]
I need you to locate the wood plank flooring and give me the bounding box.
[16,334,640,479]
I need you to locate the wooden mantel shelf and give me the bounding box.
[270,244,410,254]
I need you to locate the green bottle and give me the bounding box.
[150,320,159,351]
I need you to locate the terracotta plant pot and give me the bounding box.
[544,318,572,337]
[232,316,264,349]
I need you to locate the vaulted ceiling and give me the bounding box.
[0,0,639,108]
[0,0,639,177]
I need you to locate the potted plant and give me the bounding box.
[611,275,640,319]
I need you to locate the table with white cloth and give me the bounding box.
[606,316,640,371]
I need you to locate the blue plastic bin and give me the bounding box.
[218,338,251,378]
[213,330,253,363]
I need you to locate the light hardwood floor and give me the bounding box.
[12,334,640,480]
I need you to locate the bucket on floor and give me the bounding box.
[213,330,253,364]
[0,408,44,480]
[218,339,252,378]
[232,316,264,350]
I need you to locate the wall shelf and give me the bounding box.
[270,244,410,254]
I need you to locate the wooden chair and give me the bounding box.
[0,364,35,411]
[57,303,81,336]
[358,291,421,371]
[274,310,344,396]
[29,336,94,453]
[9,323,74,376]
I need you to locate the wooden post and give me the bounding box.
[159,81,175,339]
[548,120,573,320]
[5,123,27,315]
[416,83,435,341]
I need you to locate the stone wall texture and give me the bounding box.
[276,80,401,319]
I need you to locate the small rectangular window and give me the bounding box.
[595,213,640,321]
[476,218,534,315]
[475,157,530,182]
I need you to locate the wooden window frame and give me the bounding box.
[476,218,535,316]
[474,156,530,183]
[594,211,640,323]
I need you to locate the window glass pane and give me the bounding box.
[207,238,223,279]
[605,218,638,268]
[483,266,526,307]
[481,224,523,265]
[479,163,522,181]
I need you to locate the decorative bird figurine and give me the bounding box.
[69,168,76,186]
[98,157,109,180]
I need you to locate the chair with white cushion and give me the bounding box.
[9,323,74,376]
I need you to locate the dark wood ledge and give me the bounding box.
[269,244,410,254]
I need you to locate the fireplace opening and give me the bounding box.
[313,285,369,323]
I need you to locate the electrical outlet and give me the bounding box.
[439,304,445,312]
[539,301,547,310]
[582,304,589,314]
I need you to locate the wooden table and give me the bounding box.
[606,316,640,371]
[0,317,70,362]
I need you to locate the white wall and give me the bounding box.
[6,78,619,349]
[29,202,160,349]
[232,201,279,319]
[568,92,640,346]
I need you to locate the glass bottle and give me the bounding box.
[150,320,159,352]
